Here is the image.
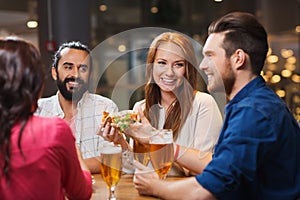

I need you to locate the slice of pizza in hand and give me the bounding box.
[102,110,140,132]
[102,111,110,122]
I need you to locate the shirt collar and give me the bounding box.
[56,91,89,113]
[77,91,89,107]
[54,92,64,117]
[225,76,266,110]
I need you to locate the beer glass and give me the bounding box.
[100,144,122,200]
[133,139,150,166]
[149,129,174,179]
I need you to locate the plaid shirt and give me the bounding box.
[35,91,118,158]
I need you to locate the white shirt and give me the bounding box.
[133,91,223,176]
[35,91,118,159]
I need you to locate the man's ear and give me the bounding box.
[232,49,246,70]
[51,66,57,80]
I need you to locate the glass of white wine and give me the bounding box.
[149,129,174,179]
[99,143,122,200]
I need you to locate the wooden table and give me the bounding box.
[91,173,186,200]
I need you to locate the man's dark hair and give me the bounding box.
[52,41,92,71]
[208,12,269,75]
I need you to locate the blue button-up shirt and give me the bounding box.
[196,76,300,199]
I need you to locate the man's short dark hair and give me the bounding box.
[52,41,92,70]
[208,12,269,75]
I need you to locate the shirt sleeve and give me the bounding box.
[192,93,223,153]
[132,99,145,111]
[54,118,92,200]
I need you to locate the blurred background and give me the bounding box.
[0,0,299,120]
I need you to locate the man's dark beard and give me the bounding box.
[56,77,88,102]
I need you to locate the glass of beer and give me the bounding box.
[133,139,150,166]
[149,129,174,179]
[99,143,122,200]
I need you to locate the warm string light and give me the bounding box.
[150,6,159,14]
[276,89,286,98]
[296,26,300,33]
[99,4,107,12]
[27,0,38,29]
[27,20,38,28]
[118,44,126,52]
[263,47,299,102]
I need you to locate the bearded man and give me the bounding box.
[36,41,118,173]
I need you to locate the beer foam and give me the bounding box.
[150,140,173,144]
[150,129,173,144]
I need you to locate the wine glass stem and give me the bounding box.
[109,186,116,200]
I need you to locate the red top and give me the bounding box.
[0,116,92,200]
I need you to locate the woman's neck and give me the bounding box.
[160,91,176,110]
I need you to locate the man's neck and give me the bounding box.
[58,92,78,122]
[228,74,257,101]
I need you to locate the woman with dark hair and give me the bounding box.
[0,37,92,199]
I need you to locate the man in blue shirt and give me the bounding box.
[131,12,300,199]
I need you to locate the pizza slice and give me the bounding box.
[101,110,139,132]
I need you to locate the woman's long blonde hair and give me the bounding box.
[144,32,198,140]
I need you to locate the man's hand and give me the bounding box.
[133,160,159,196]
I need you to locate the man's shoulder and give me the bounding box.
[230,87,288,122]
[38,94,58,106]
[35,94,60,116]
[85,93,115,103]
[241,87,283,110]
[83,93,118,111]
[32,115,67,127]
